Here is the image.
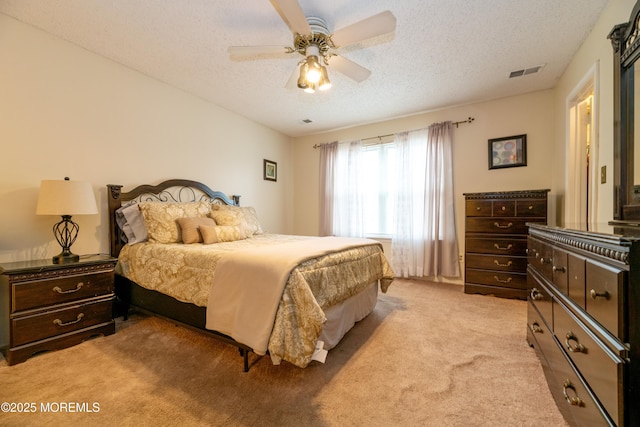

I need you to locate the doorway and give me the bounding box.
[566,64,598,227]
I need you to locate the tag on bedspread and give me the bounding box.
[311,340,328,363]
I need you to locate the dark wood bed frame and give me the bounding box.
[106,179,254,371]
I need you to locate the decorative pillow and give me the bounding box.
[176,217,217,244]
[200,225,247,244]
[115,203,148,244]
[210,205,264,236]
[138,202,211,244]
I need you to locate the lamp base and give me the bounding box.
[52,252,80,264]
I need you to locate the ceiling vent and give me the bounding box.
[508,64,545,78]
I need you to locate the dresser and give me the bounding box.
[527,224,639,426]
[463,189,549,299]
[0,254,117,365]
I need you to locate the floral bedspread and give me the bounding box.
[116,234,394,367]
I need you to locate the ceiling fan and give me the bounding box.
[227,0,396,93]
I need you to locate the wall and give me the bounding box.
[0,14,293,263]
[552,0,636,226]
[292,90,555,282]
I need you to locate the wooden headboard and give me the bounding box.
[107,179,240,258]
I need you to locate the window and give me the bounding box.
[361,143,397,236]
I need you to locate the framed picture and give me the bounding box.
[264,159,277,181]
[488,134,527,169]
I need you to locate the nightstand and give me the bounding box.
[0,254,117,365]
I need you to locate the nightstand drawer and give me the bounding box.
[11,298,113,347]
[12,271,114,313]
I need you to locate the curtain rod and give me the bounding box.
[313,117,475,148]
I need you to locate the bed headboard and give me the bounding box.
[107,179,240,258]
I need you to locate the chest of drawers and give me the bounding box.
[527,224,639,426]
[463,189,549,299]
[0,255,117,365]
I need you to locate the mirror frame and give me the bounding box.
[610,1,640,221]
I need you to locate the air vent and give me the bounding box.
[508,64,545,78]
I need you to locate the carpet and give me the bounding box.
[0,279,567,426]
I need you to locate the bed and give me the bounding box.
[107,179,394,371]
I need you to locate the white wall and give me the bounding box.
[551,0,636,226]
[292,90,556,283]
[0,14,294,263]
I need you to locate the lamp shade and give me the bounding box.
[36,179,98,216]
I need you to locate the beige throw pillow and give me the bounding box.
[200,225,247,244]
[176,217,217,244]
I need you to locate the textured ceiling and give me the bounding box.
[0,0,610,137]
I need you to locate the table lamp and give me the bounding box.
[36,177,98,263]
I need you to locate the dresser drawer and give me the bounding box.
[544,336,613,427]
[554,302,623,425]
[516,199,546,217]
[585,260,624,340]
[527,273,553,328]
[528,300,554,352]
[465,269,527,290]
[567,253,586,310]
[12,271,114,313]
[466,237,527,255]
[466,254,526,272]
[492,200,515,216]
[11,298,113,347]
[466,200,492,216]
[466,218,533,234]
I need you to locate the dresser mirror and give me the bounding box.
[610,0,640,221]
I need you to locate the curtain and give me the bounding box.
[318,140,365,237]
[319,142,338,236]
[391,121,460,278]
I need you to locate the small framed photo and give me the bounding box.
[488,134,527,169]
[264,159,277,181]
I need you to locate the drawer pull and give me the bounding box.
[501,206,506,211]
[493,276,512,284]
[552,266,566,273]
[494,243,513,251]
[562,380,584,407]
[53,313,85,327]
[494,260,512,267]
[589,289,610,300]
[476,207,481,211]
[530,288,543,301]
[528,205,534,210]
[53,282,84,294]
[565,332,586,353]
[529,322,543,334]
[493,222,513,229]
[539,257,551,265]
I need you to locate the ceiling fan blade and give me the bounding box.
[329,56,371,83]
[228,46,291,57]
[285,64,300,89]
[331,11,396,47]
[269,0,311,35]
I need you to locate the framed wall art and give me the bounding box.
[264,159,277,181]
[488,134,527,169]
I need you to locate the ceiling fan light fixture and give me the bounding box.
[319,66,331,90]
[305,55,322,83]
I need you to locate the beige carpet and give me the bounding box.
[0,279,567,426]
